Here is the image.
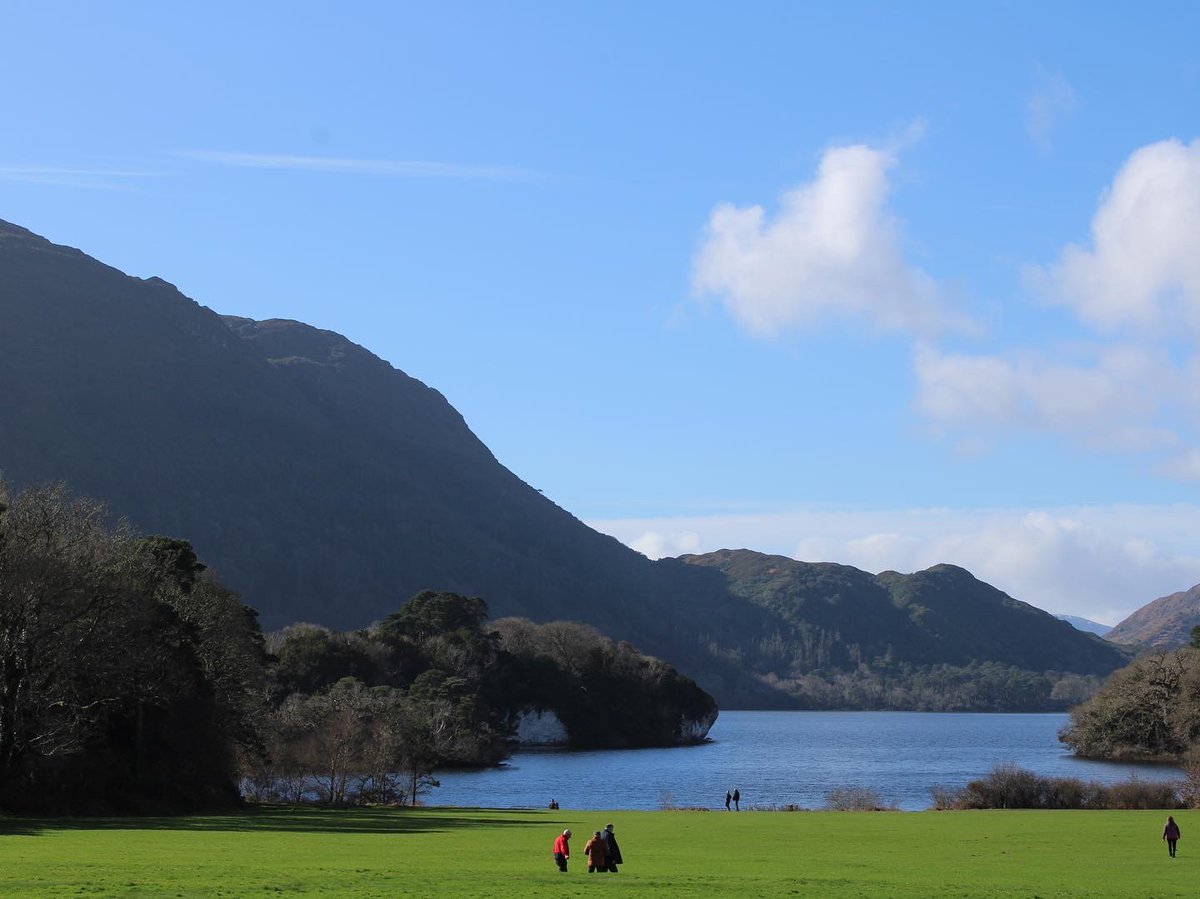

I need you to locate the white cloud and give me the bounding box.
[589,504,1200,625]
[692,143,966,337]
[913,343,1183,453]
[1030,138,1200,335]
[629,530,702,559]
[1027,71,1076,152]
[177,150,537,180]
[915,138,1200,468]
[0,164,161,190]
[1158,449,1200,480]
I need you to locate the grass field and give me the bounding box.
[0,805,1195,897]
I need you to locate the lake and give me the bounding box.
[430,711,1184,811]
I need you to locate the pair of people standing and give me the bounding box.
[724,788,740,811]
[584,824,623,873]
[552,824,623,873]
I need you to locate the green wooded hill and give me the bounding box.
[0,219,1130,708]
[681,550,1126,673]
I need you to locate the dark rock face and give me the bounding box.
[1107,584,1200,648]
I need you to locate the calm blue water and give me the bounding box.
[431,711,1183,811]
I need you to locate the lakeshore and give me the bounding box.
[433,711,1184,811]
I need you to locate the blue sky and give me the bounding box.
[4,1,1200,622]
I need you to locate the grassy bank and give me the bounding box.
[0,805,1195,897]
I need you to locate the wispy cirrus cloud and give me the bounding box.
[177,149,540,180]
[1027,70,1077,152]
[0,164,163,191]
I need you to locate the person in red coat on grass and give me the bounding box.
[552,829,571,872]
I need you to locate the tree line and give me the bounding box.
[0,482,264,812]
[1060,629,1200,763]
[0,480,716,813]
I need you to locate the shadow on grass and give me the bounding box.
[0,805,557,837]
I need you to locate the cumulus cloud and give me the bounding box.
[1027,71,1076,152]
[1030,138,1200,335]
[913,343,1182,453]
[692,143,965,337]
[913,138,1200,469]
[589,505,1200,624]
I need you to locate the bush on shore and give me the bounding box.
[931,762,1185,809]
[824,786,896,811]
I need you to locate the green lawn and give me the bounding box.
[0,805,1194,897]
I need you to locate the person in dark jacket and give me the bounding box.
[725,789,732,811]
[1163,816,1181,857]
[602,823,623,873]
[733,788,740,811]
[552,829,571,872]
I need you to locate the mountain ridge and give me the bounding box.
[0,218,1132,707]
[1106,584,1200,648]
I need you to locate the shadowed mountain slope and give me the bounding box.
[0,219,1131,707]
[0,218,652,630]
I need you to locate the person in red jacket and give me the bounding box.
[1163,816,1181,858]
[552,829,571,872]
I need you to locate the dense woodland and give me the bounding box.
[0,482,264,813]
[0,480,715,813]
[1060,630,1200,762]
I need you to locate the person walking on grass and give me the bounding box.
[552,829,571,872]
[733,788,740,811]
[1163,816,1181,858]
[602,823,623,873]
[584,830,608,873]
[725,789,732,811]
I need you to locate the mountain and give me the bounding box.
[679,550,1126,675]
[0,219,1132,708]
[1057,615,1113,638]
[1105,584,1200,648]
[0,218,645,627]
[0,217,758,698]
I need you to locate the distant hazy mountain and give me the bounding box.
[1057,615,1113,638]
[1106,585,1200,648]
[0,219,1131,707]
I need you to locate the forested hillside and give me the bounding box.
[0,480,716,812]
[674,551,1128,709]
[0,219,1132,710]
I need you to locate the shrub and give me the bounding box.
[929,784,967,810]
[1098,775,1181,810]
[952,764,1183,809]
[825,786,893,811]
[963,763,1043,809]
